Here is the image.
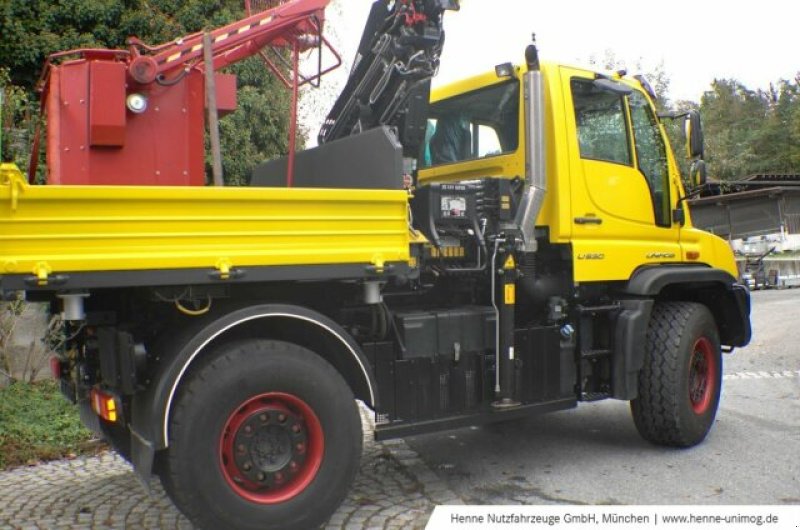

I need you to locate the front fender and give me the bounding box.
[623,265,751,347]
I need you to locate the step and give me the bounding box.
[581,348,612,360]
[580,391,611,402]
[577,304,620,315]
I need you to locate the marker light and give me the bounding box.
[495,63,515,79]
[90,388,120,423]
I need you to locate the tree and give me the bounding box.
[0,67,35,165]
[700,79,769,179]
[0,0,296,185]
[748,79,800,174]
[586,50,671,110]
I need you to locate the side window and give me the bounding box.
[629,91,671,227]
[571,79,631,166]
[477,125,502,158]
[422,80,519,167]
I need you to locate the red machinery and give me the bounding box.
[34,0,338,186]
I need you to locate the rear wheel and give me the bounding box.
[630,302,722,447]
[160,339,362,530]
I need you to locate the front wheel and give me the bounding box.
[630,302,722,447]
[160,339,362,530]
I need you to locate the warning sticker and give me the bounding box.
[504,284,515,305]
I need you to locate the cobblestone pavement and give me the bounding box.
[0,406,462,529]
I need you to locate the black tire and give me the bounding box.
[630,302,722,447]
[160,339,362,530]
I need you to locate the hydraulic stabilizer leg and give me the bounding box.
[493,237,521,408]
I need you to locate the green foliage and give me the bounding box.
[214,57,296,185]
[0,380,96,469]
[700,79,766,179]
[0,0,295,184]
[0,67,36,165]
[696,76,800,179]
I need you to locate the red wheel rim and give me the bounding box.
[688,337,716,414]
[219,392,324,504]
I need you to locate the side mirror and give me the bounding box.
[689,159,707,188]
[685,110,704,159]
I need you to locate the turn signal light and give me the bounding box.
[90,388,120,423]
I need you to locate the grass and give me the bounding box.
[0,380,101,470]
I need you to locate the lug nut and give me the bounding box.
[244,425,253,434]
[243,462,252,471]
[257,472,265,481]
[278,414,287,423]
[259,413,268,423]
[237,444,246,454]
[291,424,301,433]
[296,442,305,453]
[275,472,284,483]
[289,461,298,472]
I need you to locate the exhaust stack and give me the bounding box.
[514,39,547,252]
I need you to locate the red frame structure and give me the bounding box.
[32,0,341,186]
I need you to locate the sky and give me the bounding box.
[308,0,800,101]
[301,0,799,135]
[429,0,800,101]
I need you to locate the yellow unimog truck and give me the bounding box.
[0,2,750,528]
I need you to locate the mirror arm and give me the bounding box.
[657,110,691,120]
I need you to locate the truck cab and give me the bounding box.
[418,62,739,285]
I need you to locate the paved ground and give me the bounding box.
[1,290,797,528]
[0,405,460,529]
[405,289,800,505]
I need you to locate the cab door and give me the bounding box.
[561,67,682,283]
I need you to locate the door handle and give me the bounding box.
[574,217,603,225]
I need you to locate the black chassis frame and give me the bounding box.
[15,261,750,484]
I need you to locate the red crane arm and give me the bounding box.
[127,0,331,85]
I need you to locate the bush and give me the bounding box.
[0,380,100,469]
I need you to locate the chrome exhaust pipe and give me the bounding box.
[514,41,546,253]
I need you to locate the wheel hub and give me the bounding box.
[233,408,306,482]
[219,392,323,504]
[250,424,293,471]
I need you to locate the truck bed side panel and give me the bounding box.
[0,176,410,278]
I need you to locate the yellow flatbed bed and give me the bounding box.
[0,164,411,291]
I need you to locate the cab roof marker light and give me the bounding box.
[495,62,515,79]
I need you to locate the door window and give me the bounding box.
[571,80,632,166]
[629,91,671,227]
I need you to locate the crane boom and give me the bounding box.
[126,0,330,85]
[318,0,459,155]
